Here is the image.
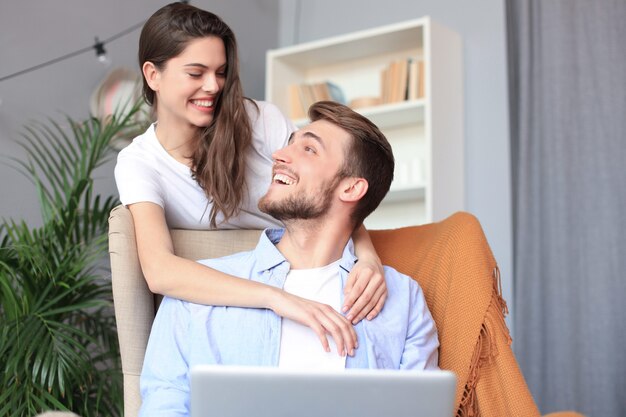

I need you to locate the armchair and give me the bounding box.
[107,205,583,417]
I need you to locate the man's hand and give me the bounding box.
[342,257,387,324]
[269,290,358,357]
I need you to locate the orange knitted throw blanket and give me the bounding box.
[370,212,540,417]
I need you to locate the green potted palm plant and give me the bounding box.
[0,103,143,417]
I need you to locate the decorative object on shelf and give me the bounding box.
[392,157,425,191]
[0,102,143,417]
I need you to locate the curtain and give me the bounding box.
[507,1,626,416]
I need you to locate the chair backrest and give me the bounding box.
[108,205,261,417]
[109,204,540,417]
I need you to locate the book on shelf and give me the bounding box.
[409,57,425,100]
[381,60,406,104]
[288,81,346,119]
[288,84,307,119]
[395,59,409,103]
[380,57,425,104]
[380,66,390,104]
[407,58,419,100]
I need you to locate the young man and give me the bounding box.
[139,101,439,416]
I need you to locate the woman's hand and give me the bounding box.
[342,256,387,324]
[268,289,358,357]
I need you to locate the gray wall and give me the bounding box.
[278,0,514,332]
[0,0,280,225]
[1,0,512,333]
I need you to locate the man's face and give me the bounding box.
[259,119,350,221]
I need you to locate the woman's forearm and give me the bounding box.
[344,223,387,322]
[351,223,380,262]
[141,250,279,308]
[129,201,279,308]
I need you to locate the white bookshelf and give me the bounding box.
[266,17,464,229]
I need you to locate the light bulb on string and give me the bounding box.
[93,37,111,66]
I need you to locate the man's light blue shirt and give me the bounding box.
[139,228,439,417]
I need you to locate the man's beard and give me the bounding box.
[258,177,340,222]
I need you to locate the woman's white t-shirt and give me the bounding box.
[114,100,296,230]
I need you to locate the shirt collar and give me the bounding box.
[254,228,358,274]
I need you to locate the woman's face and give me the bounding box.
[145,36,227,130]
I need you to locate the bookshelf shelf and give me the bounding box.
[386,185,426,203]
[266,17,464,228]
[293,100,426,129]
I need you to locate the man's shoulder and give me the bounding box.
[196,249,257,276]
[195,229,284,276]
[382,265,422,297]
[156,249,261,315]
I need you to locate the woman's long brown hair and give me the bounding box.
[139,2,255,227]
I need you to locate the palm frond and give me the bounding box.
[0,100,145,417]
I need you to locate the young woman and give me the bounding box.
[114,2,387,356]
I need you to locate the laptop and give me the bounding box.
[191,365,457,417]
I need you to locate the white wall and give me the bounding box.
[0,0,280,224]
[278,0,514,332]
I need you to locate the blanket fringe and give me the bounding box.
[456,265,511,417]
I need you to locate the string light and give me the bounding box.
[0,44,96,83]
[0,1,192,83]
[93,37,110,65]
[0,23,142,82]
